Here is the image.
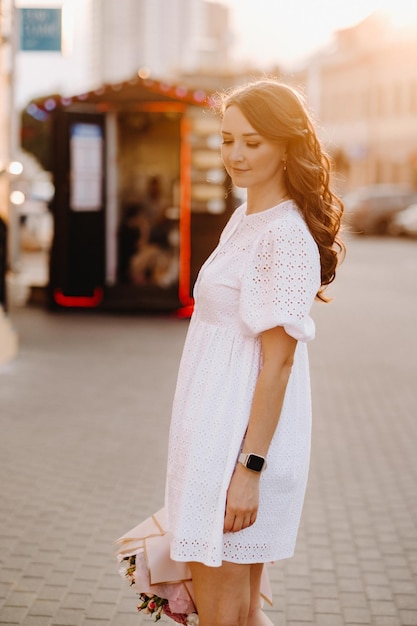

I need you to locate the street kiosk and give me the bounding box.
[27,76,235,314]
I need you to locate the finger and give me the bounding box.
[232,514,251,532]
[235,512,256,532]
[244,513,257,529]
[224,510,236,533]
[232,518,244,532]
[226,512,244,533]
[225,507,258,532]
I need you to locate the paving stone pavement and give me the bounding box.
[0,235,416,626]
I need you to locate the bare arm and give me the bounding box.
[224,325,297,533]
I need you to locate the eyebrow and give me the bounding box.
[221,131,261,137]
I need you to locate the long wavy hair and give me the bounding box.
[215,79,345,302]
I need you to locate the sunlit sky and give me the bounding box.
[219,0,417,68]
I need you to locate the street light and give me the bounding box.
[0,160,23,176]
[7,161,23,175]
[10,190,25,205]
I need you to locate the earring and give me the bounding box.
[283,161,287,171]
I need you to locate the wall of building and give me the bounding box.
[0,0,19,361]
[14,0,96,109]
[0,0,12,220]
[14,0,230,110]
[89,0,231,85]
[293,14,417,193]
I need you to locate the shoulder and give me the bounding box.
[273,200,309,230]
[257,202,318,252]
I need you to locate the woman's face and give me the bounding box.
[220,105,286,194]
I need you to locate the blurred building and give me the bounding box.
[290,13,417,193]
[90,0,231,84]
[14,0,96,108]
[16,0,230,98]
[15,0,231,108]
[0,0,18,364]
[0,0,13,222]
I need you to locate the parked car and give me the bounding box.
[343,184,417,235]
[388,203,417,237]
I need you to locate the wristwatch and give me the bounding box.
[238,452,267,473]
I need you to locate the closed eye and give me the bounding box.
[221,140,260,148]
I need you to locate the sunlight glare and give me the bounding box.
[378,0,417,27]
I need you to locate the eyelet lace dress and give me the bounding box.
[165,200,321,567]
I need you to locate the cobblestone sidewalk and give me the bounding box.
[1,236,416,626]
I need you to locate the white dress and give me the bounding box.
[165,200,321,567]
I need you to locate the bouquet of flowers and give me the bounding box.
[115,508,198,625]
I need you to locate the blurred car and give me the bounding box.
[343,184,417,235]
[388,203,417,237]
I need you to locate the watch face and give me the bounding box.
[247,454,265,472]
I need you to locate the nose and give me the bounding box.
[230,144,244,163]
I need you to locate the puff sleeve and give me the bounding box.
[239,218,321,341]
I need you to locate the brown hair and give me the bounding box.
[215,79,345,302]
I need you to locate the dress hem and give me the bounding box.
[170,547,295,568]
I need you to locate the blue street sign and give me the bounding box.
[20,8,62,52]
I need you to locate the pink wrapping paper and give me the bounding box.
[115,507,273,608]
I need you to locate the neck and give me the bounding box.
[246,187,289,215]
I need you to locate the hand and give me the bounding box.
[224,463,260,533]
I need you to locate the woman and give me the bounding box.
[165,79,345,626]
